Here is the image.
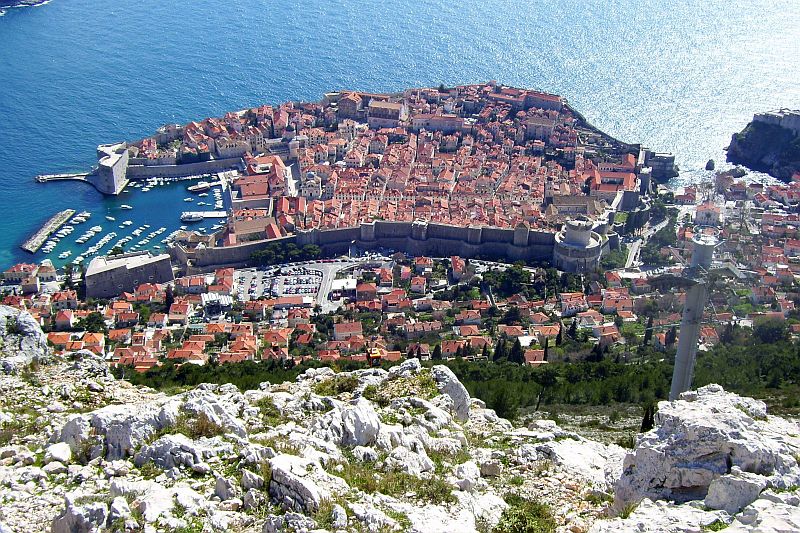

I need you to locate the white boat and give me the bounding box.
[58,251,72,259]
[181,212,203,222]
[187,181,212,193]
[91,225,102,232]
[120,204,133,210]
[142,187,151,192]
[122,220,133,226]
[198,193,208,197]
[184,197,194,202]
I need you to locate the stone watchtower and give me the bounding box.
[513,222,530,247]
[89,142,130,195]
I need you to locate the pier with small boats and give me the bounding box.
[20,209,77,253]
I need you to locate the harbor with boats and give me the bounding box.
[17,173,231,268]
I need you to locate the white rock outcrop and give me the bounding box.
[268,453,348,512]
[0,306,50,374]
[614,384,800,508]
[593,384,800,533]
[431,365,471,421]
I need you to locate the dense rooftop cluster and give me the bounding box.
[131,83,651,248]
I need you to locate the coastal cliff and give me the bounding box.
[727,119,800,182]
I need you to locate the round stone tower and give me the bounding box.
[553,217,603,273]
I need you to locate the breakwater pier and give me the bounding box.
[21,209,75,253]
[35,172,90,183]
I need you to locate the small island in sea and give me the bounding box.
[727,109,800,182]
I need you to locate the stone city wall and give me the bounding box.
[172,220,562,275]
[126,157,242,178]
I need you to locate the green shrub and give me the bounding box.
[362,371,439,407]
[494,494,556,533]
[256,397,283,426]
[313,374,360,397]
[332,459,456,505]
[138,461,161,479]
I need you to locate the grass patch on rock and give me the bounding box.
[256,396,283,426]
[314,374,360,397]
[149,411,226,444]
[363,370,439,407]
[493,493,556,533]
[332,458,456,505]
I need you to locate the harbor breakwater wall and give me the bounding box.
[172,220,558,274]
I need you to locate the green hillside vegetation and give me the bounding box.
[116,319,800,419]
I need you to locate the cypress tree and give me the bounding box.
[493,338,507,362]
[432,344,442,360]
[509,339,524,365]
[643,316,654,346]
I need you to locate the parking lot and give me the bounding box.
[237,267,321,301]
[235,260,368,309]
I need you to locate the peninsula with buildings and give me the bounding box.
[58,82,678,285]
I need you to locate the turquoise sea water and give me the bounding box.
[1,0,799,269]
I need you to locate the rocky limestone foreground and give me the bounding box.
[0,309,797,532]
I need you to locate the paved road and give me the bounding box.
[625,238,642,269]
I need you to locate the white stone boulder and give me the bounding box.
[51,496,109,533]
[240,468,265,491]
[215,475,241,501]
[589,498,728,533]
[57,400,181,460]
[0,306,50,374]
[385,444,435,476]
[311,398,381,447]
[268,453,348,512]
[431,365,471,421]
[538,437,625,491]
[133,433,207,470]
[388,358,422,378]
[453,461,481,492]
[731,496,800,531]
[45,442,73,465]
[108,496,131,523]
[181,386,248,438]
[705,467,767,514]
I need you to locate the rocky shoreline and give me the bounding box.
[727,120,800,182]
[1,308,799,532]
